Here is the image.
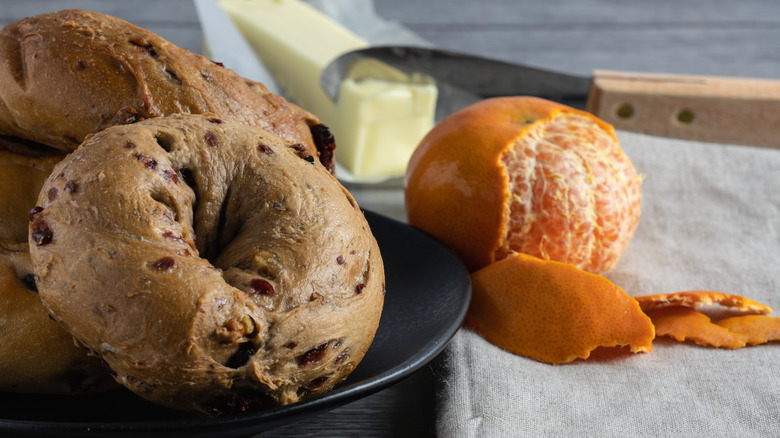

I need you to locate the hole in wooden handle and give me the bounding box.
[616,103,635,119]
[676,109,695,124]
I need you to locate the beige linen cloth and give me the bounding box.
[435,132,780,437]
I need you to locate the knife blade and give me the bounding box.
[321,45,590,107]
[321,46,780,149]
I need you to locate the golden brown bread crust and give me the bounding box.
[0,9,335,172]
[0,139,114,394]
[30,114,384,414]
[0,242,115,394]
[0,138,64,243]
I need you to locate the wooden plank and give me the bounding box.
[0,0,199,22]
[255,365,436,437]
[0,0,203,53]
[375,0,780,79]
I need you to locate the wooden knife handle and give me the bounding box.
[586,70,780,149]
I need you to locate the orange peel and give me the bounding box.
[635,290,772,314]
[717,315,780,345]
[467,252,654,364]
[647,306,748,349]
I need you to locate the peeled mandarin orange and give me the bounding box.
[405,96,641,274]
[467,252,654,364]
[647,306,748,349]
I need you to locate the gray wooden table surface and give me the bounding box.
[2,0,778,436]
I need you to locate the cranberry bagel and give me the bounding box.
[29,114,384,413]
[0,9,335,172]
[0,139,114,394]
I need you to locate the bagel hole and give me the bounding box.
[210,186,242,261]
[150,190,179,223]
[218,187,231,235]
[154,131,175,153]
[178,167,196,189]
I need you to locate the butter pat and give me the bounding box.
[337,60,437,178]
[219,0,437,180]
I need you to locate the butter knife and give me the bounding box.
[322,46,780,149]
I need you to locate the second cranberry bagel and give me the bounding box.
[29,114,384,414]
[0,9,335,172]
[0,138,114,394]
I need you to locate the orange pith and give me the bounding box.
[498,113,641,274]
[466,252,654,364]
[635,290,772,314]
[405,96,641,274]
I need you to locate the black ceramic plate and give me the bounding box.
[0,210,471,437]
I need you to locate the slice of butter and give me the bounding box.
[218,0,437,180]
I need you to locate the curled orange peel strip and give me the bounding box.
[647,306,748,349]
[634,290,772,315]
[717,315,780,345]
[467,253,654,364]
